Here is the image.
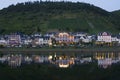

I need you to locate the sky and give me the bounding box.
[0,0,120,12]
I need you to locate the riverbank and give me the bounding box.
[0,47,120,54]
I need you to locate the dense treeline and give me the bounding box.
[1,1,108,16]
[0,1,120,34]
[109,10,120,30]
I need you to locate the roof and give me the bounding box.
[98,32,111,36]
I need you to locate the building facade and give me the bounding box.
[55,32,74,44]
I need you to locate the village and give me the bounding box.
[0,32,120,48]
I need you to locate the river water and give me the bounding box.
[0,52,120,68]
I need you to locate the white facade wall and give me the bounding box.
[0,39,7,45]
[24,39,32,45]
[38,38,44,45]
[118,39,120,43]
[111,37,118,42]
[97,36,112,42]
[82,38,91,43]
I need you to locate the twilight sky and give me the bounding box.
[0,0,120,12]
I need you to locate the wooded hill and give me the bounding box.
[0,1,120,34]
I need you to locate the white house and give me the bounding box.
[73,32,92,43]
[117,35,120,44]
[111,35,118,42]
[97,32,112,43]
[0,38,7,46]
[31,33,42,37]
[44,32,56,38]
[81,36,92,43]
[7,33,22,46]
[31,36,52,47]
[38,37,44,45]
[24,39,32,45]
[55,32,74,44]
[42,36,52,45]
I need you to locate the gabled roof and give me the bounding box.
[116,35,120,39]
[76,32,87,34]
[111,35,117,37]
[98,32,111,36]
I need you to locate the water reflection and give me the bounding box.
[95,52,120,68]
[0,52,120,68]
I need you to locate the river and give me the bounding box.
[0,51,120,68]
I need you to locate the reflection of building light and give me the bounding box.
[26,56,29,59]
[58,60,70,68]
[35,42,39,44]
[69,60,74,65]
[59,64,69,68]
[11,39,16,40]
[101,56,104,59]
[11,55,14,57]
[111,53,114,58]
[11,61,15,63]
[49,42,52,46]
[48,55,52,60]
[71,58,74,60]
[96,56,100,60]
[54,53,56,57]
[98,58,112,69]
[35,56,39,60]
[59,57,62,60]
